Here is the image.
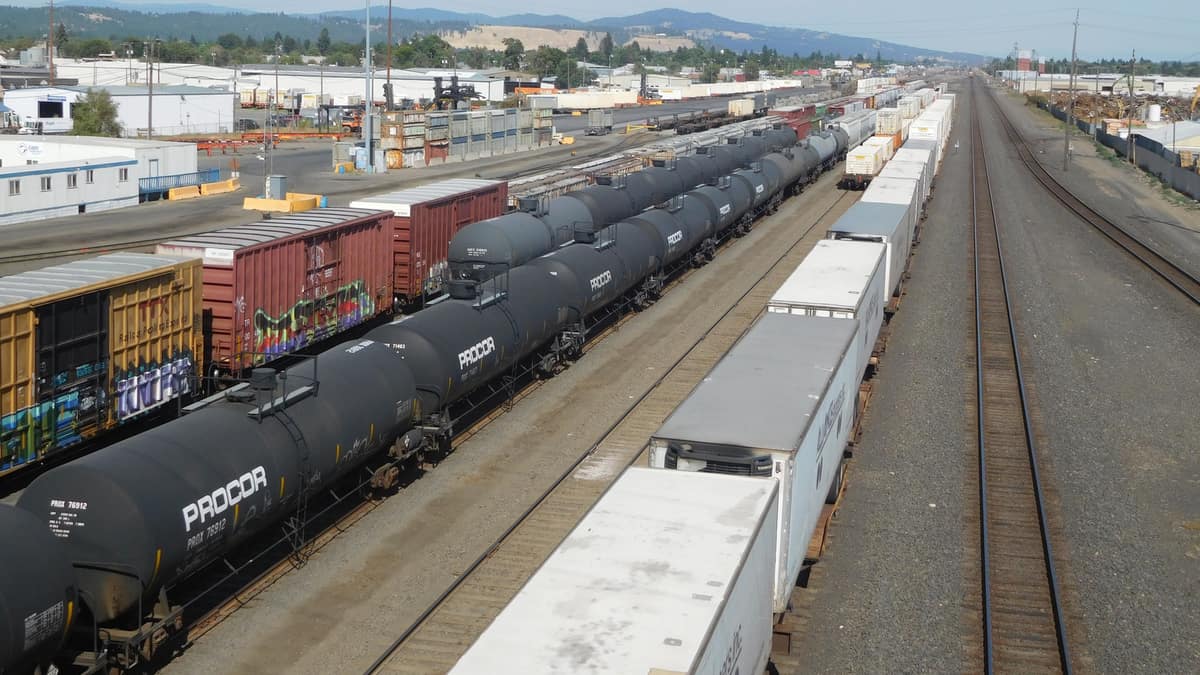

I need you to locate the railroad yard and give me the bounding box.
[1,72,1198,675]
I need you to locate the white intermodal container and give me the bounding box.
[728,98,755,117]
[863,135,895,162]
[880,160,930,213]
[845,142,885,177]
[450,468,780,675]
[908,113,943,146]
[898,96,922,119]
[648,313,860,615]
[827,201,912,299]
[892,146,936,202]
[876,107,904,135]
[862,175,921,245]
[769,239,887,379]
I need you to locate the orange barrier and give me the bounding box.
[200,178,240,196]
[168,185,201,200]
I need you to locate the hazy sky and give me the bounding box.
[47,1,1200,60]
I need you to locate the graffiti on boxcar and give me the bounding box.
[249,279,376,359]
[115,351,195,421]
[1,367,102,470]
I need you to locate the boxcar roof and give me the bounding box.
[158,207,388,253]
[0,253,187,307]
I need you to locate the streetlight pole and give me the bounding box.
[147,39,156,139]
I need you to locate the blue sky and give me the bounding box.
[41,1,1200,60]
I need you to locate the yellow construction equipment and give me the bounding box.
[1191,84,1200,117]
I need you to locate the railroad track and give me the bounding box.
[971,82,1073,674]
[984,82,1200,305]
[364,188,857,675]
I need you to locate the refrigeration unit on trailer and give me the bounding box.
[648,313,860,615]
[768,239,886,379]
[451,468,780,675]
[825,200,912,302]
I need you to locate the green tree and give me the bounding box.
[317,28,331,55]
[742,58,760,81]
[701,61,721,84]
[599,33,613,61]
[216,33,242,50]
[574,37,589,61]
[54,22,68,47]
[72,89,122,137]
[502,38,524,71]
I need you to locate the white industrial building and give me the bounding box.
[236,64,507,105]
[0,136,200,225]
[3,85,238,136]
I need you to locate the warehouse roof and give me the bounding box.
[652,313,856,452]
[0,253,186,307]
[3,84,233,97]
[0,136,194,149]
[1134,121,1200,146]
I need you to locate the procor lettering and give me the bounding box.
[182,466,268,533]
[589,270,613,292]
[458,336,496,370]
[666,230,683,246]
[719,204,732,216]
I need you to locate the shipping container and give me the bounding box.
[0,253,203,475]
[768,239,886,379]
[728,98,755,117]
[451,468,779,674]
[826,201,913,299]
[156,209,392,374]
[584,108,613,135]
[898,96,922,119]
[879,158,931,209]
[876,107,903,136]
[648,314,859,615]
[862,176,921,246]
[844,142,885,180]
[350,179,507,305]
[863,135,895,162]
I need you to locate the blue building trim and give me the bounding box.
[0,159,137,180]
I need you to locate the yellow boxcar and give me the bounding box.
[0,253,203,477]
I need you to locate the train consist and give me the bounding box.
[451,88,957,673]
[0,121,794,483]
[0,108,854,673]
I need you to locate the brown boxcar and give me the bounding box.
[0,253,203,476]
[350,178,507,305]
[156,208,393,375]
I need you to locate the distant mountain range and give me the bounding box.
[8,4,985,64]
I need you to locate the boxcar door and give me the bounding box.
[34,290,109,456]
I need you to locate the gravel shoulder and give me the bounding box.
[164,170,853,675]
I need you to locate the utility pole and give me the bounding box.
[48,0,54,86]
[386,0,392,90]
[1126,49,1136,165]
[365,0,373,171]
[1063,8,1079,171]
[270,39,280,177]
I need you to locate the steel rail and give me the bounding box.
[972,79,1073,674]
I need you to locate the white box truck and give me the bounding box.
[450,468,780,675]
